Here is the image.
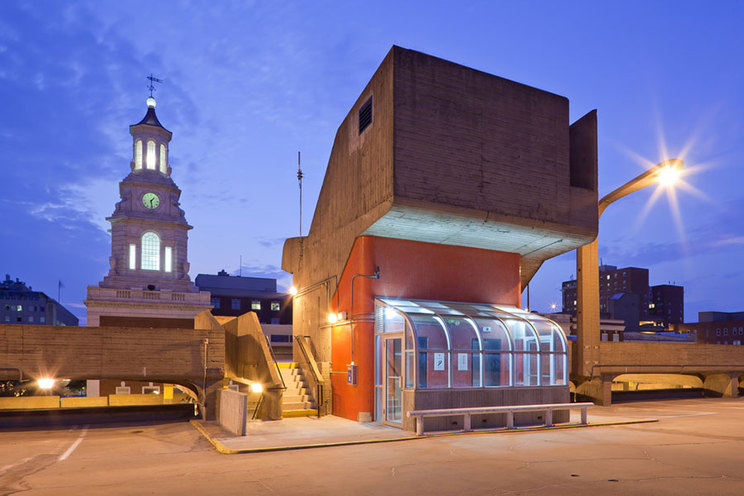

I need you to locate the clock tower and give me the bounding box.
[85,96,211,327]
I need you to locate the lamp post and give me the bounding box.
[575,158,684,381]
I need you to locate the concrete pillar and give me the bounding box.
[575,375,613,406]
[576,240,600,378]
[703,373,741,398]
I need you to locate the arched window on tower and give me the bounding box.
[134,140,143,169]
[146,140,156,170]
[141,232,160,270]
[159,144,167,174]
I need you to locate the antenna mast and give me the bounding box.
[297,151,303,236]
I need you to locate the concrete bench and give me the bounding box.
[407,402,594,436]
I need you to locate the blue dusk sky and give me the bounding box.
[1,2,742,324]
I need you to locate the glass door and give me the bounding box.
[383,335,402,425]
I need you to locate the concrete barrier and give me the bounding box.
[218,388,248,436]
[108,394,164,406]
[0,396,60,410]
[61,397,109,408]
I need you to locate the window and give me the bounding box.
[28,316,33,323]
[724,328,729,336]
[146,140,156,169]
[16,305,21,312]
[231,299,241,310]
[164,246,172,273]
[251,300,261,310]
[3,316,8,322]
[271,301,281,311]
[159,144,167,174]
[142,386,160,394]
[115,386,131,395]
[134,140,143,169]
[716,329,721,336]
[270,317,280,324]
[141,232,160,270]
[39,316,45,323]
[129,243,136,270]
[211,298,220,309]
[358,96,372,134]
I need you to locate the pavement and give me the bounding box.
[191,406,659,453]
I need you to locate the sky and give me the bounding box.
[1,1,742,325]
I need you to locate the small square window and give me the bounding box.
[231,299,241,310]
[211,298,221,309]
[271,301,280,311]
[724,328,728,336]
[28,316,34,323]
[16,305,22,312]
[16,317,21,322]
[251,300,261,311]
[39,316,45,323]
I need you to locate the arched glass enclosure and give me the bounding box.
[375,298,567,393]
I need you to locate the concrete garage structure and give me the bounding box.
[282,46,599,431]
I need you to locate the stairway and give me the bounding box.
[278,362,317,417]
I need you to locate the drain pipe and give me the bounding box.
[349,266,381,365]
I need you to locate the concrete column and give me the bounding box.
[576,240,600,378]
[576,375,613,406]
[703,373,741,398]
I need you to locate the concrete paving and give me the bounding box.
[2,398,744,495]
[193,407,658,453]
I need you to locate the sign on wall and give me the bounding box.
[434,353,445,371]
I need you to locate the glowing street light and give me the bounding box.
[575,158,684,382]
[37,378,55,390]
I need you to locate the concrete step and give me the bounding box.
[282,408,318,418]
[282,401,316,410]
[283,394,310,403]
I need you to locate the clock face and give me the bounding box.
[142,192,160,210]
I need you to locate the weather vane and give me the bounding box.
[146,74,163,96]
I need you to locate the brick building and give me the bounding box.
[562,265,683,329]
[679,311,744,345]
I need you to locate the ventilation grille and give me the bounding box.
[358,96,373,134]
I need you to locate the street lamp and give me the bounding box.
[575,158,684,380]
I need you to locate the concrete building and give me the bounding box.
[0,275,78,326]
[85,96,211,327]
[282,46,598,431]
[679,311,744,345]
[562,265,683,330]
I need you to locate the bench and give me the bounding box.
[407,402,594,436]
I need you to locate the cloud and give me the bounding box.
[30,178,118,233]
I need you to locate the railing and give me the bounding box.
[87,286,210,305]
[265,335,286,390]
[295,335,325,417]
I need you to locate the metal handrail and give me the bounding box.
[294,335,324,417]
[265,335,286,390]
[252,393,264,420]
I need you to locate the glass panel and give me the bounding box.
[411,314,449,389]
[146,140,156,169]
[128,243,136,270]
[382,306,405,333]
[473,318,511,351]
[405,352,414,388]
[134,140,142,169]
[385,338,402,423]
[446,317,479,388]
[507,319,539,352]
[159,144,167,173]
[514,352,539,386]
[164,246,172,272]
[375,335,381,386]
[141,232,160,270]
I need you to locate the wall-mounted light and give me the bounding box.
[250,383,263,394]
[328,313,338,324]
[289,286,298,296]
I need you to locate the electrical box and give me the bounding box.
[347,363,357,385]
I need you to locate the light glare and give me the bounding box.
[289,286,297,296]
[37,378,55,390]
[658,166,680,187]
[250,383,263,393]
[328,312,338,324]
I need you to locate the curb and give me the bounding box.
[190,417,658,455]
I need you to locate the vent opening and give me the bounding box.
[358,96,373,134]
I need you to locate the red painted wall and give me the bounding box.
[329,236,521,421]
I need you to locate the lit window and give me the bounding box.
[159,144,167,174]
[271,301,281,311]
[141,232,160,270]
[211,298,220,309]
[146,140,156,169]
[129,244,136,270]
[164,246,172,272]
[16,305,21,312]
[39,316,45,323]
[231,299,241,310]
[28,316,33,323]
[134,140,143,169]
[251,300,261,310]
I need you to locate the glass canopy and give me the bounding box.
[375,298,568,389]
